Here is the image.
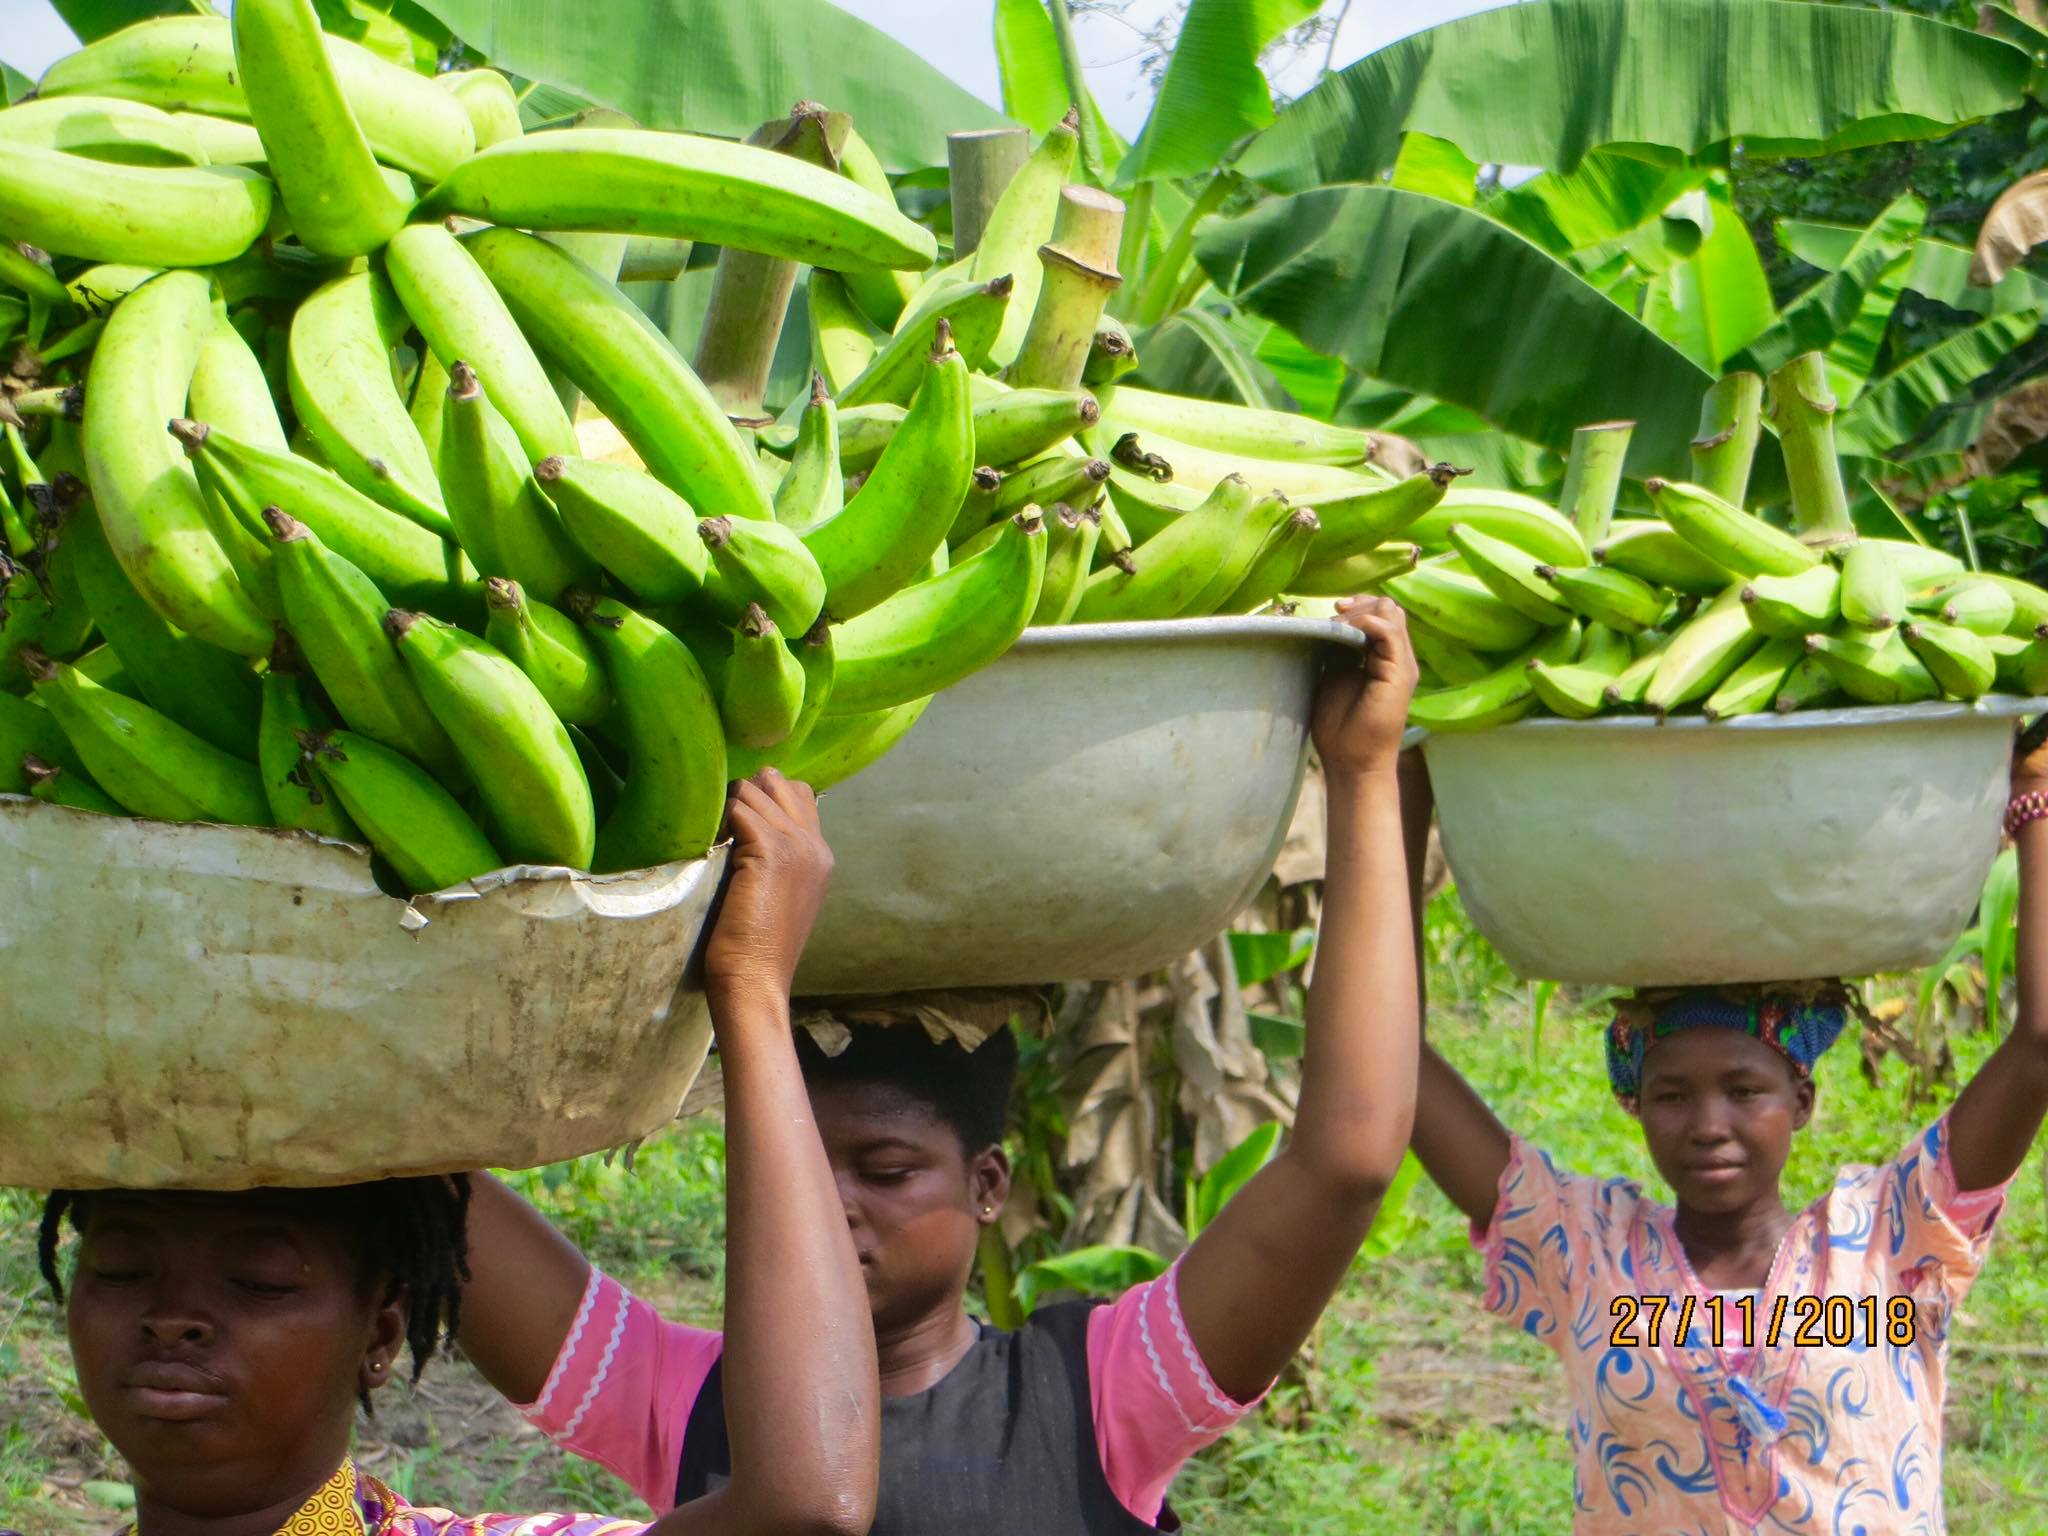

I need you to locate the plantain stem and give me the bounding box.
[693,104,850,421]
[1767,353,1855,541]
[1690,372,1764,508]
[1558,420,1634,546]
[1010,186,1125,392]
[948,128,1032,259]
[1115,178,1153,316]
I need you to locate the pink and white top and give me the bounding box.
[1473,1115,2008,1534]
[519,1257,1261,1526]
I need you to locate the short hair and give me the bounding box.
[796,1023,1017,1154]
[39,1176,472,1410]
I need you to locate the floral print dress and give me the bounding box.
[1476,1117,2007,1535]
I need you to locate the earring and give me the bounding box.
[981,1206,994,1217]
[368,1361,385,1376]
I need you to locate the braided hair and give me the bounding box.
[38,1176,473,1411]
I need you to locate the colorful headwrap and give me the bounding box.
[1606,982,1861,1102]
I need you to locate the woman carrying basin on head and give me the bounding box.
[8,770,878,1536]
[452,595,1427,1533]
[1398,740,2048,1534]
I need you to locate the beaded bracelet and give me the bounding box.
[2006,789,2048,840]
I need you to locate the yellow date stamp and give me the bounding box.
[1609,1294,1918,1350]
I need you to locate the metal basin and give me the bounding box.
[0,799,723,1191]
[796,618,1365,994]
[1422,697,2033,987]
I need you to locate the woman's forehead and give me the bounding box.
[1641,1028,1792,1081]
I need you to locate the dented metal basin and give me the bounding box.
[796,617,1366,994]
[0,799,724,1191]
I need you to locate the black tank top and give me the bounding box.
[675,1300,1179,1533]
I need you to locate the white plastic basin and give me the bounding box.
[796,617,1366,993]
[1422,697,2033,986]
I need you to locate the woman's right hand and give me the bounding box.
[703,769,834,1011]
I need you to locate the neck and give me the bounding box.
[1673,1190,1793,1280]
[873,1301,978,1398]
[135,1461,348,1536]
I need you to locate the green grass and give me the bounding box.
[6,890,2046,1532]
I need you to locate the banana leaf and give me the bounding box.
[1133,306,1287,411]
[1390,132,1479,207]
[993,0,1068,135]
[409,0,1007,169]
[1639,177,1773,371]
[2,62,33,104]
[47,0,210,45]
[1185,1120,1282,1241]
[1255,324,1347,422]
[1778,222,2048,319]
[1981,848,2021,1034]
[1237,0,2029,192]
[992,0,1124,172]
[1115,0,1319,188]
[1730,193,1925,375]
[1489,153,1708,259]
[1822,254,1912,402]
[1836,310,2041,459]
[1196,184,1718,476]
[1014,1244,1168,1314]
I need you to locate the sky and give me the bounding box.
[3,0,1512,136]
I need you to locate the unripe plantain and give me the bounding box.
[288,271,449,537]
[1646,478,1818,578]
[385,608,595,870]
[232,0,412,258]
[1407,625,1580,732]
[83,270,271,655]
[1805,629,1941,706]
[483,577,612,728]
[21,753,123,816]
[386,222,576,464]
[534,453,709,605]
[300,728,501,895]
[39,16,475,182]
[1901,619,1996,700]
[264,507,464,785]
[63,489,261,759]
[467,227,775,522]
[1031,503,1107,626]
[801,326,973,618]
[720,604,807,749]
[568,592,728,871]
[173,418,473,618]
[425,128,938,271]
[0,144,272,267]
[700,515,827,635]
[258,652,361,841]
[438,364,594,603]
[1594,518,1735,596]
[1741,565,1840,639]
[21,646,270,826]
[828,510,1047,715]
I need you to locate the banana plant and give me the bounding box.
[408,0,1006,168]
[990,0,2034,490]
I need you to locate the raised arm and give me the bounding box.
[1173,597,1420,1403]
[1944,737,2048,1193]
[1393,749,1516,1232]
[651,771,877,1536]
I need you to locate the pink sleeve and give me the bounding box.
[514,1268,725,1515]
[1084,1258,1265,1526]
